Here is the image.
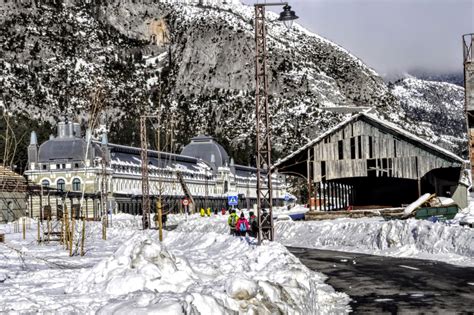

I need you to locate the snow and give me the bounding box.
[403,193,432,217]
[0,215,349,313]
[175,213,474,267]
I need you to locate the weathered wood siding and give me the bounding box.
[313,120,461,182]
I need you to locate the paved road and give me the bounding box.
[288,247,474,314]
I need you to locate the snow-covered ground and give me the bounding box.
[0,215,349,314]
[175,210,474,267]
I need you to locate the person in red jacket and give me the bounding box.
[235,212,250,236]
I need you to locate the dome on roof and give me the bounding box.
[181,135,229,169]
[38,138,100,162]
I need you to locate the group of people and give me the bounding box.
[200,207,230,217]
[227,210,258,237]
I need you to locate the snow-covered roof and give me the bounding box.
[274,112,466,169]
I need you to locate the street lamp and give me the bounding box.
[254,2,298,244]
[278,4,299,29]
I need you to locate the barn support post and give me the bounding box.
[331,182,335,211]
[328,182,332,211]
[337,183,341,210]
[318,182,322,211]
[307,149,313,210]
[342,184,346,209]
[324,182,328,211]
[417,178,422,198]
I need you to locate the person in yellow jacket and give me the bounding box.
[206,207,212,217]
[200,208,206,217]
[227,209,239,236]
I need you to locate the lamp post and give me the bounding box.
[254,2,298,244]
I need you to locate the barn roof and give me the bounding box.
[274,112,466,173]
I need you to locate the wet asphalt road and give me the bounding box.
[287,247,474,314]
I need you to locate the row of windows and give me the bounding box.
[41,178,81,191]
[41,163,81,171]
[337,136,398,160]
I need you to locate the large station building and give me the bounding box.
[25,119,288,219]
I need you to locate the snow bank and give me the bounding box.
[176,216,474,266]
[275,218,474,266]
[69,232,349,314]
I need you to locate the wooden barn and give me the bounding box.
[274,113,469,210]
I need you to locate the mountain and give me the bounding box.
[0,0,466,171]
[389,77,466,156]
[406,70,464,87]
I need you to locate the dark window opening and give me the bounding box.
[62,164,66,169]
[338,140,344,160]
[57,179,65,192]
[358,136,362,159]
[350,137,356,160]
[393,140,397,158]
[224,181,229,193]
[369,136,373,158]
[56,164,60,169]
[42,164,47,170]
[74,163,79,168]
[367,159,376,177]
[72,178,81,191]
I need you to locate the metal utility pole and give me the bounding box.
[253,2,298,244]
[140,116,151,229]
[463,33,474,177]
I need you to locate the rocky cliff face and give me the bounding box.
[0,0,466,170]
[389,77,466,156]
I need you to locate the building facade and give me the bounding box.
[25,120,288,219]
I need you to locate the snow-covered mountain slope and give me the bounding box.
[389,77,466,156]
[0,0,467,169]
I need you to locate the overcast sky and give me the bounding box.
[244,0,474,78]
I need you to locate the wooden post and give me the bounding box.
[158,199,163,242]
[62,210,66,246]
[318,182,322,211]
[69,217,74,256]
[47,217,51,243]
[307,149,312,210]
[22,217,25,240]
[80,218,85,256]
[417,178,422,198]
[37,220,40,243]
[102,216,106,240]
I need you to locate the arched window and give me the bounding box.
[41,179,50,188]
[72,178,81,191]
[224,181,229,193]
[57,179,65,192]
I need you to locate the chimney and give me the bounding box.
[58,121,66,138]
[27,131,38,168]
[73,122,81,138]
[68,121,74,138]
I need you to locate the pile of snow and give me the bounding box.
[453,199,474,227]
[275,218,474,267]
[176,215,474,266]
[69,232,349,314]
